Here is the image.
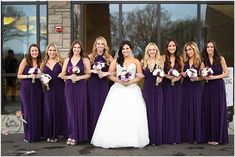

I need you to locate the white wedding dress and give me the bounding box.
[91,63,149,148]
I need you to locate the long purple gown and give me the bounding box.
[162,63,182,144]
[202,63,228,144]
[181,63,202,143]
[20,65,43,142]
[65,59,88,142]
[142,66,163,145]
[43,63,66,140]
[87,55,110,139]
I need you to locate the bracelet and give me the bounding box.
[26,75,29,79]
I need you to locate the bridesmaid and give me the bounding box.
[142,42,164,145]
[17,44,43,143]
[41,43,66,143]
[181,41,203,143]
[201,40,229,145]
[59,41,91,146]
[161,39,183,144]
[87,36,113,138]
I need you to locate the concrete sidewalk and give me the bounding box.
[1,134,234,156]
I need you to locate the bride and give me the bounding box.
[91,40,149,148]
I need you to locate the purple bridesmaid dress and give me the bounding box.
[87,55,109,139]
[202,63,228,144]
[65,59,88,142]
[181,62,202,143]
[43,63,67,140]
[20,65,43,142]
[162,63,182,144]
[142,66,163,145]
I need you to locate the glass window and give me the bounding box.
[2,4,47,114]
[160,4,197,53]
[80,4,119,56]
[3,5,37,58]
[73,4,81,42]
[201,4,234,67]
[122,4,158,59]
[110,4,119,56]
[40,5,47,54]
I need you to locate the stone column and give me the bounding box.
[48,1,71,59]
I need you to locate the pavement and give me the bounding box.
[1,104,234,156]
[1,133,234,156]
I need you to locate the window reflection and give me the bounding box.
[122,4,158,59]
[160,4,197,53]
[2,4,46,114]
[3,5,37,57]
[40,5,47,54]
[109,4,119,56]
[73,4,81,41]
[82,4,119,56]
[201,4,234,67]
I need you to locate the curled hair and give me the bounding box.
[42,43,62,71]
[163,38,182,72]
[69,40,84,58]
[142,42,163,70]
[202,40,221,66]
[90,36,111,65]
[117,40,133,67]
[26,44,42,67]
[182,41,201,68]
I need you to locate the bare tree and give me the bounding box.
[122,5,159,56]
[121,4,197,57]
[110,12,120,56]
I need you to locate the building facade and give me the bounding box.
[1,1,234,114]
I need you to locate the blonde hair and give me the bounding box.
[142,42,163,70]
[90,36,111,65]
[182,41,201,68]
[42,43,62,70]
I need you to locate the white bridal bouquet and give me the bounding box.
[40,74,52,90]
[28,67,41,83]
[168,69,180,86]
[118,68,132,83]
[152,68,165,86]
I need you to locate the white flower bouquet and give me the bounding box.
[40,74,52,90]
[185,68,198,78]
[28,67,41,83]
[118,68,132,82]
[93,61,105,71]
[152,68,165,86]
[168,69,180,86]
[67,66,80,83]
[200,67,214,82]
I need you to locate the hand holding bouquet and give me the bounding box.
[93,61,105,71]
[200,67,214,82]
[28,67,41,83]
[67,66,80,83]
[118,69,132,84]
[152,68,165,86]
[40,74,52,90]
[168,69,180,86]
[91,61,106,78]
[185,68,198,81]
